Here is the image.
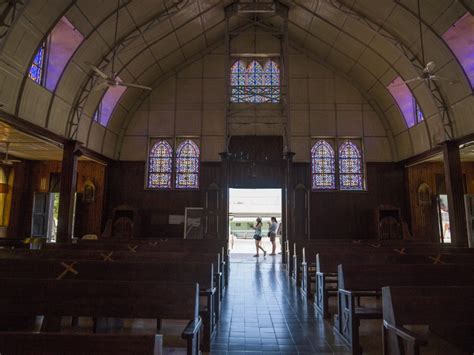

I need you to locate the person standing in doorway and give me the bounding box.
[268,217,278,255]
[251,217,266,257]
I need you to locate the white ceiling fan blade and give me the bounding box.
[431,75,459,84]
[88,64,109,80]
[390,77,422,87]
[92,81,110,92]
[117,82,152,91]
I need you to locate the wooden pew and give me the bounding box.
[0,258,216,352]
[310,251,474,318]
[40,244,228,293]
[382,286,474,355]
[52,238,230,287]
[0,333,163,355]
[0,278,202,355]
[334,264,474,355]
[292,240,474,286]
[0,248,225,307]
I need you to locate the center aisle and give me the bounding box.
[211,254,350,354]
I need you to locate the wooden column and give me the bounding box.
[219,152,230,241]
[57,140,80,243]
[283,151,295,264]
[442,141,468,246]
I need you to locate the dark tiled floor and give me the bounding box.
[211,254,350,355]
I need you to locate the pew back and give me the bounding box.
[338,264,474,291]
[0,333,163,355]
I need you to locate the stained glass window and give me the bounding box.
[415,102,424,124]
[29,42,46,84]
[231,60,246,103]
[311,140,335,190]
[148,140,173,189]
[175,139,200,189]
[339,141,363,190]
[230,59,280,103]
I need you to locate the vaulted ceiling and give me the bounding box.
[0,0,472,161]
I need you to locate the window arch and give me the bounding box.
[338,141,363,190]
[231,60,246,103]
[230,59,280,103]
[311,140,335,190]
[175,140,200,189]
[28,17,84,89]
[147,140,173,189]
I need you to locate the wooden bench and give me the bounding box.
[0,248,225,306]
[310,251,474,318]
[0,333,163,355]
[0,258,217,352]
[334,264,474,355]
[0,278,202,355]
[292,240,474,286]
[51,238,230,286]
[382,286,474,354]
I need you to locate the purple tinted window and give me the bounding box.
[148,140,173,189]
[95,84,127,126]
[45,17,84,90]
[175,140,200,189]
[28,42,46,84]
[387,77,422,128]
[339,141,363,191]
[311,140,335,190]
[442,13,474,88]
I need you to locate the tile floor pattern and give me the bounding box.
[211,254,350,355]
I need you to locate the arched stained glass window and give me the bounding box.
[148,140,173,189]
[175,140,200,189]
[230,60,246,103]
[29,42,46,84]
[311,140,335,190]
[230,59,280,103]
[339,141,363,190]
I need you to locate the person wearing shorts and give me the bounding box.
[268,217,278,255]
[251,217,266,257]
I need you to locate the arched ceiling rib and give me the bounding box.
[1,0,472,161]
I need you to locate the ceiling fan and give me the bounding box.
[394,0,458,87]
[1,142,21,165]
[86,0,152,91]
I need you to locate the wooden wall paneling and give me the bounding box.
[228,136,284,188]
[105,162,222,239]
[310,163,407,239]
[7,161,32,238]
[406,161,474,242]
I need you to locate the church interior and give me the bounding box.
[0,0,473,354]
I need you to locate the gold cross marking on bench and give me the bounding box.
[56,262,78,280]
[100,252,114,262]
[127,245,138,252]
[394,248,406,255]
[428,254,445,265]
[370,243,381,248]
[148,241,158,246]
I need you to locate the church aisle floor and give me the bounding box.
[211,254,350,355]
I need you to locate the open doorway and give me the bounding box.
[228,188,282,256]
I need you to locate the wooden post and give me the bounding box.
[283,151,295,264]
[57,140,81,243]
[442,141,468,247]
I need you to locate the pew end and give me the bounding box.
[382,286,474,355]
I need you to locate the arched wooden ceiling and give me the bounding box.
[0,0,472,160]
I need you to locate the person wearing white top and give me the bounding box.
[268,217,278,255]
